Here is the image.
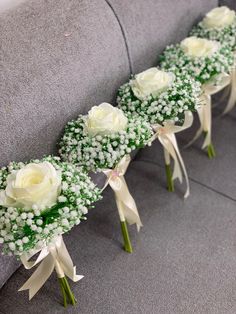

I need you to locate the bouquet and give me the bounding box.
[0,156,102,307]
[160,36,233,158]
[191,7,236,51]
[117,67,201,196]
[190,6,236,114]
[59,103,154,253]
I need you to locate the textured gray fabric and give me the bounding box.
[1,157,236,313]
[0,0,27,12]
[0,0,130,168]
[219,0,236,10]
[0,0,131,288]
[107,0,218,73]
[0,256,20,291]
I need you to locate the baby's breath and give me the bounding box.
[160,43,234,85]
[117,72,201,125]
[59,115,153,171]
[0,156,102,256]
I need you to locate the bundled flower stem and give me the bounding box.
[120,220,133,253]
[163,147,174,192]
[165,164,174,192]
[203,131,216,159]
[58,276,76,307]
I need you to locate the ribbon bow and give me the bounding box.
[19,235,83,300]
[223,52,236,114]
[152,111,193,198]
[187,73,230,149]
[102,155,142,231]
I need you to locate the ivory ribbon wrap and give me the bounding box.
[19,235,83,300]
[188,73,230,149]
[103,155,142,231]
[152,111,193,198]
[223,52,236,114]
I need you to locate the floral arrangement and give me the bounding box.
[191,6,236,115]
[59,103,153,254]
[117,67,201,125]
[117,67,197,196]
[0,156,101,255]
[190,6,236,51]
[59,103,153,172]
[160,36,233,158]
[0,155,102,306]
[160,36,234,85]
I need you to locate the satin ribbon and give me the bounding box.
[151,111,193,198]
[223,52,236,114]
[187,73,231,149]
[102,155,142,231]
[19,235,83,300]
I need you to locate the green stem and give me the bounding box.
[165,164,174,192]
[120,221,133,253]
[58,277,77,307]
[203,131,216,159]
[207,143,216,159]
[62,277,77,306]
[58,277,68,308]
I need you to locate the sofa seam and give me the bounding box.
[104,0,133,75]
[133,158,236,203]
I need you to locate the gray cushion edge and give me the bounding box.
[105,0,133,74]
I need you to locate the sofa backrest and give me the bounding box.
[0,0,217,168]
[0,0,131,167]
[220,0,236,10]
[107,0,218,73]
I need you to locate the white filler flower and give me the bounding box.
[180,36,220,58]
[0,161,61,210]
[131,67,175,100]
[85,102,128,136]
[202,6,235,29]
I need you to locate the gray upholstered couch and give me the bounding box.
[0,0,236,313]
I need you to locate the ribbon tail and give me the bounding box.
[19,254,55,300]
[163,147,171,166]
[185,94,211,149]
[167,134,190,198]
[113,177,142,231]
[158,136,183,183]
[184,106,204,149]
[116,198,142,232]
[56,237,84,282]
[223,68,236,114]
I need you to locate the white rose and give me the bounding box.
[202,6,235,29]
[85,103,128,136]
[181,36,220,58]
[0,162,61,210]
[131,67,175,100]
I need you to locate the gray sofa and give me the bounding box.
[1,0,236,313]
